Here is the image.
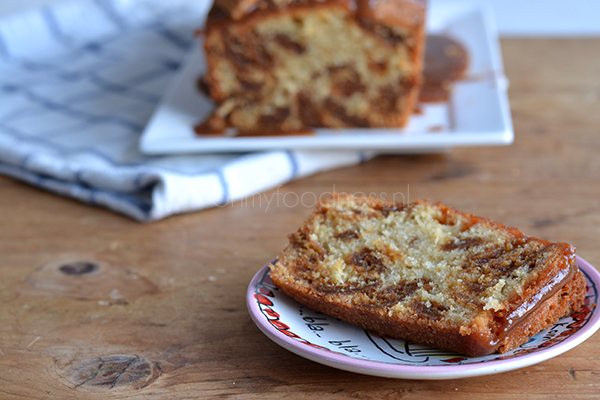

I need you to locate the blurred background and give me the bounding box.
[2,0,600,36]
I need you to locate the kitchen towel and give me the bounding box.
[0,0,368,221]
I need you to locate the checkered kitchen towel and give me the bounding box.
[0,0,367,221]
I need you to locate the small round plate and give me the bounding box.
[246,257,600,379]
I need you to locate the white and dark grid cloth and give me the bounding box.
[0,0,368,221]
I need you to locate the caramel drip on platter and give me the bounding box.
[235,129,316,137]
[194,125,316,137]
[419,34,469,103]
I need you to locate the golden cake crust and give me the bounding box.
[269,194,586,357]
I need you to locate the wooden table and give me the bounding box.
[1,39,599,399]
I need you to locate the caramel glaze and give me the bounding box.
[470,253,580,357]
[355,0,427,30]
[207,0,426,27]
[206,0,351,30]
[206,0,426,33]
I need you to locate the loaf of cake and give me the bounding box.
[199,0,426,134]
[269,194,586,357]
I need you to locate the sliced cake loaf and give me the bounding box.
[200,0,426,133]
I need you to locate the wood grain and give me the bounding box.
[1,39,600,399]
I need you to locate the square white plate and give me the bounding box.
[139,0,513,155]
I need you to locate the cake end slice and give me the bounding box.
[269,194,586,357]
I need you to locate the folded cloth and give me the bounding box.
[0,0,370,221]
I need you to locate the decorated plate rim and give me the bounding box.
[246,256,600,379]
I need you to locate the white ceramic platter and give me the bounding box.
[247,257,600,379]
[139,0,513,154]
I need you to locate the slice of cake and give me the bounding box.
[199,0,426,134]
[269,194,586,357]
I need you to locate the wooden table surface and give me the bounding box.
[1,39,600,399]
